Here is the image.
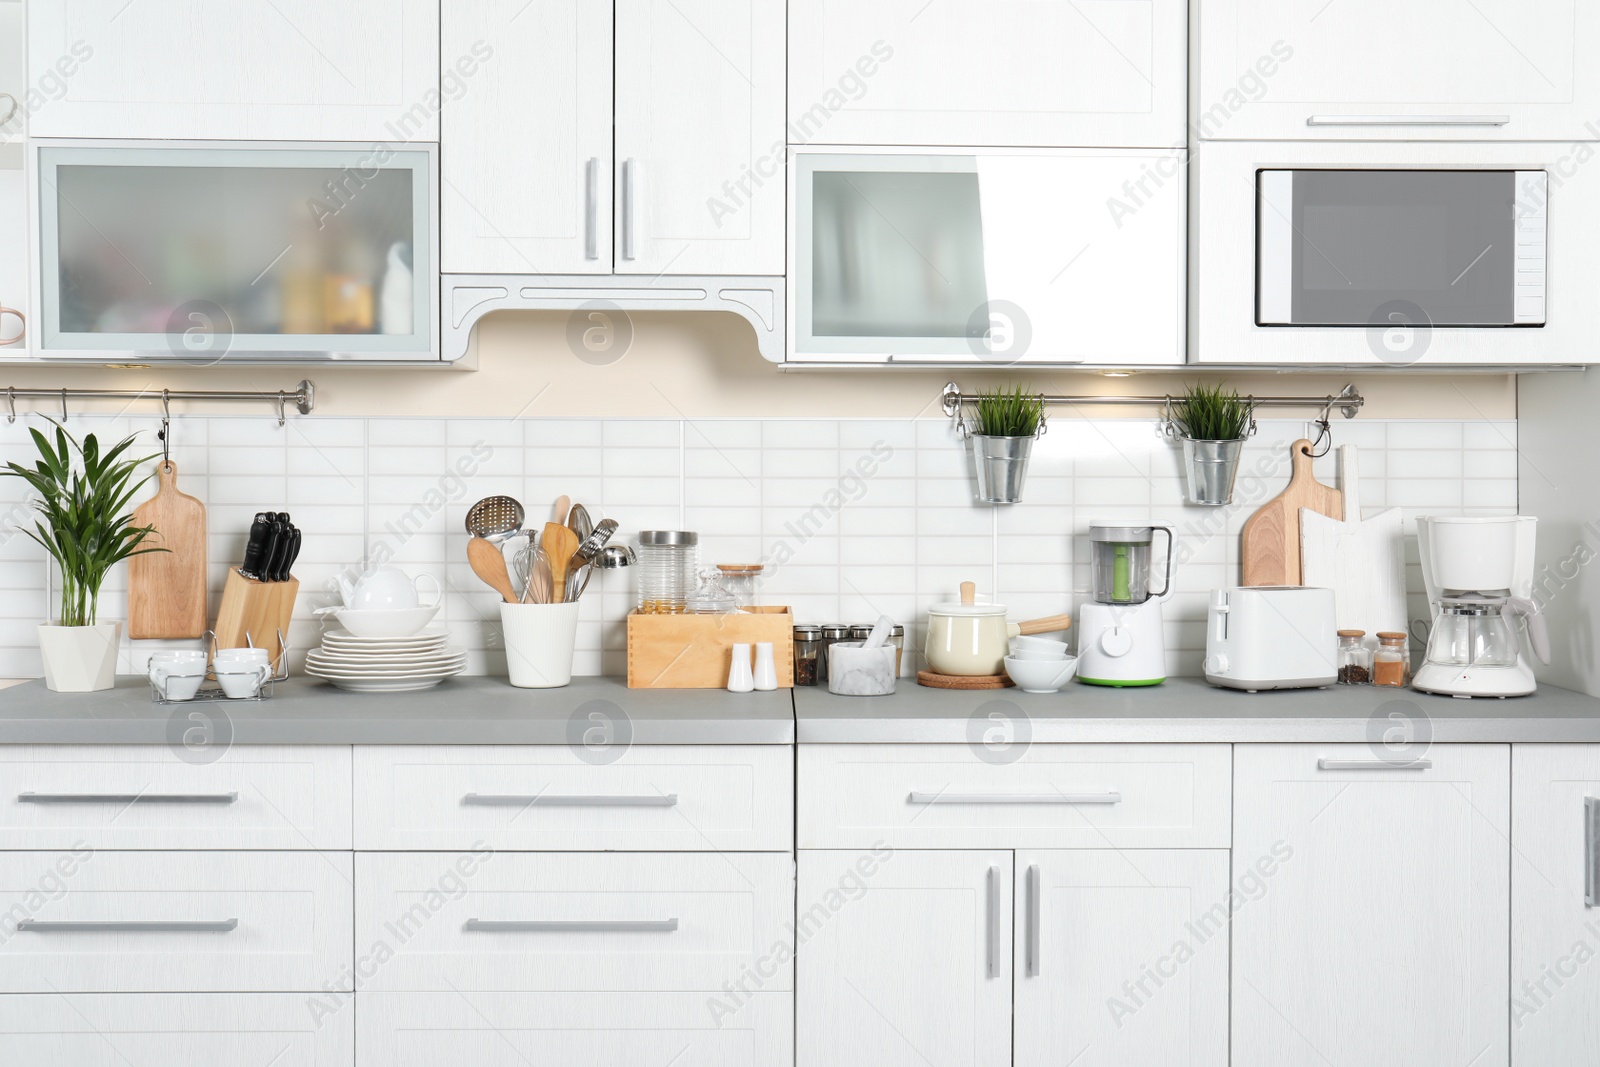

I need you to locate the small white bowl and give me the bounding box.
[1004,655,1079,694]
[332,605,440,639]
[1011,635,1071,656]
[1007,647,1070,662]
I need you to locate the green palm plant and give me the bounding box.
[1172,384,1254,441]
[973,385,1045,437]
[1,424,165,627]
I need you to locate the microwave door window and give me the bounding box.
[1261,170,1520,327]
[811,169,989,339]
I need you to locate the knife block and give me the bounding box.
[214,570,298,667]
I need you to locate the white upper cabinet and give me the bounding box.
[789,0,1187,147]
[1198,0,1600,140]
[616,0,785,275]
[441,0,612,275]
[28,0,440,141]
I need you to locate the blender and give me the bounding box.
[1077,522,1175,686]
[1414,515,1550,697]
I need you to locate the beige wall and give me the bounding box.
[1,310,1519,421]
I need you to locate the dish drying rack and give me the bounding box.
[148,629,291,705]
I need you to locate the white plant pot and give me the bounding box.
[37,622,120,693]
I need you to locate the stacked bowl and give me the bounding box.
[1003,635,1079,694]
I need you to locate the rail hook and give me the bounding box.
[59,388,68,423]
[159,390,172,473]
[1308,398,1337,458]
[5,387,13,424]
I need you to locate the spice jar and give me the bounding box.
[636,531,699,614]
[793,625,822,687]
[820,625,850,684]
[1336,630,1371,685]
[849,623,906,677]
[1373,631,1410,688]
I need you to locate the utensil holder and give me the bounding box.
[971,434,1035,504]
[1180,436,1247,506]
[501,602,581,688]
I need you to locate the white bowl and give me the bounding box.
[1004,655,1079,694]
[332,605,440,639]
[1011,635,1071,656]
[1007,647,1070,662]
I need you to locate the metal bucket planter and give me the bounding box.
[1180,436,1247,506]
[971,434,1036,504]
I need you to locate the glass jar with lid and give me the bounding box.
[793,625,823,686]
[716,564,765,609]
[1336,630,1371,685]
[819,624,850,683]
[685,568,738,614]
[636,531,698,614]
[1374,631,1411,688]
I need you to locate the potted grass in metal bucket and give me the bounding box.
[1170,385,1255,506]
[964,386,1046,504]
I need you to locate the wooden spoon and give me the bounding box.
[551,494,571,526]
[468,535,519,603]
[541,522,580,604]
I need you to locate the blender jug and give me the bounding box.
[1089,524,1174,605]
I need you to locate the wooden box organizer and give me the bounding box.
[214,570,299,666]
[626,606,794,689]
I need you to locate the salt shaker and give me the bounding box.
[753,642,778,691]
[726,642,754,693]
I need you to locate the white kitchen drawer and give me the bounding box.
[355,851,793,992]
[0,850,353,993]
[354,745,792,851]
[359,991,791,1067]
[799,744,1231,849]
[0,992,353,1065]
[0,745,352,850]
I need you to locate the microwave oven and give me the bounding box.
[1256,168,1546,329]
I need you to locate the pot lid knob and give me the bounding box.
[960,581,976,606]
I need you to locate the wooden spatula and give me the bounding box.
[541,522,580,604]
[129,461,207,638]
[468,535,519,603]
[1241,439,1342,586]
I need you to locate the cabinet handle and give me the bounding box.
[463,918,678,934]
[985,866,1000,979]
[621,158,636,261]
[17,792,238,804]
[584,157,600,261]
[462,793,677,807]
[1586,797,1600,908]
[1306,114,1510,127]
[1026,864,1041,977]
[17,919,238,933]
[1316,759,1432,771]
[909,792,1121,805]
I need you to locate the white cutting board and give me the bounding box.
[1300,445,1408,635]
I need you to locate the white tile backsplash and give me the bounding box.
[0,414,1518,680]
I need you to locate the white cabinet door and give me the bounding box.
[797,849,1011,1067]
[1014,849,1229,1067]
[28,0,439,141]
[1232,744,1510,1067]
[1512,745,1600,1064]
[1198,0,1600,141]
[615,0,785,275]
[0,993,353,1066]
[790,0,1187,148]
[442,0,612,274]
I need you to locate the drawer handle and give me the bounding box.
[1316,759,1432,771]
[985,866,1000,979]
[908,792,1121,805]
[463,918,678,933]
[18,792,239,804]
[461,793,678,807]
[1586,797,1599,908]
[1306,114,1511,126]
[16,919,238,933]
[1026,863,1041,978]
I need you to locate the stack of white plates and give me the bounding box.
[305,628,466,692]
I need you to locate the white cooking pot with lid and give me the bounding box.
[925,582,1073,676]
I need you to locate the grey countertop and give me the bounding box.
[796,676,1600,744]
[0,676,795,745]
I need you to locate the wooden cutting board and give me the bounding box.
[129,461,208,638]
[1241,439,1342,586]
[1300,445,1408,634]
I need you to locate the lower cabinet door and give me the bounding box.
[1014,849,1229,1067]
[357,991,791,1066]
[0,992,352,1065]
[796,848,1011,1067]
[1512,744,1600,1063]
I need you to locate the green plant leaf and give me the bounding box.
[972,385,1045,438]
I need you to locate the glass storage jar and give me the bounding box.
[1373,631,1410,688]
[716,564,765,609]
[636,531,699,614]
[1336,630,1371,685]
[793,625,823,687]
[820,624,851,683]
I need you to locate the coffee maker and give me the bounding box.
[1077,522,1174,686]
[1414,515,1550,698]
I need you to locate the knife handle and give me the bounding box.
[239,512,272,580]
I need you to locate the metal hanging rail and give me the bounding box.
[941,381,1364,421]
[4,380,315,425]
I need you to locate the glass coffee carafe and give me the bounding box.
[1088,524,1174,605]
[1423,598,1523,669]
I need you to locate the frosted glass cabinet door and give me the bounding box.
[442,0,613,275]
[790,0,1187,148]
[791,148,1186,365]
[615,0,785,275]
[1198,0,1600,141]
[27,0,439,141]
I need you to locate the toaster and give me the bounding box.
[1204,586,1337,691]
